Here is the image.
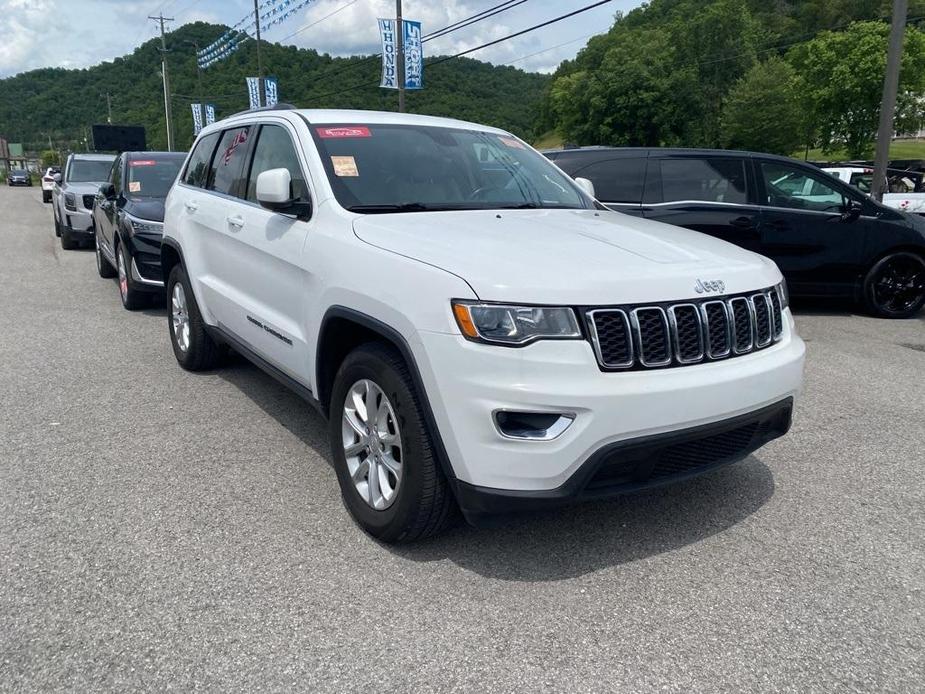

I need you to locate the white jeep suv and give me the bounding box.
[162,107,805,542]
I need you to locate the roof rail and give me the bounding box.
[228,102,298,118]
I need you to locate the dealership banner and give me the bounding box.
[191,103,204,135]
[378,18,398,89]
[265,77,279,107]
[403,20,423,89]
[246,77,261,109]
[205,104,216,125]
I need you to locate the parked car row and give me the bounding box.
[545,147,925,318]
[49,107,806,542]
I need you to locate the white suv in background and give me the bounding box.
[162,107,805,542]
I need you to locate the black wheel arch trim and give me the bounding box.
[317,306,460,487]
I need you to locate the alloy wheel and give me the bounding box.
[870,254,925,316]
[171,282,190,353]
[341,379,403,511]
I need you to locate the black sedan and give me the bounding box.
[7,169,32,186]
[91,152,186,310]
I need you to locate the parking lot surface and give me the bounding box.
[1,185,923,692]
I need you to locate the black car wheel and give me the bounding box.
[95,231,116,279]
[863,251,925,318]
[116,241,146,310]
[42,191,51,203]
[329,343,455,543]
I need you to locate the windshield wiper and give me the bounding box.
[499,202,540,209]
[346,203,431,213]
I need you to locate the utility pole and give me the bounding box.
[101,92,113,124]
[396,0,405,113]
[871,0,908,201]
[149,13,175,151]
[185,40,206,129]
[253,0,264,107]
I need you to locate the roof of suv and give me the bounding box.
[544,146,800,162]
[69,153,117,161]
[216,107,510,136]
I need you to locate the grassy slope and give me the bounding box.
[796,140,925,162]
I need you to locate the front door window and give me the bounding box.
[759,162,849,213]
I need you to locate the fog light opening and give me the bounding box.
[494,410,575,441]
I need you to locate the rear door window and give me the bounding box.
[183,132,219,188]
[572,157,646,204]
[659,158,748,204]
[209,127,252,197]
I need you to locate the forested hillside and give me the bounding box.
[0,22,549,152]
[541,0,925,157]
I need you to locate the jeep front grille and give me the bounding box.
[586,286,784,371]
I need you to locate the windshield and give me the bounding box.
[310,123,592,213]
[126,157,184,199]
[68,158,114,183]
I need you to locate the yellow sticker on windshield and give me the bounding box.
[331,156,359,177]
[129,181,141,192]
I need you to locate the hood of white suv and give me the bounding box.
[352,209,781,304]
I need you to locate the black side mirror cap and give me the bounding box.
[259,198,313,221]
[840,199,862,223]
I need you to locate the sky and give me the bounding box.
[0,0,644,78]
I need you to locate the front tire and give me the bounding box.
[166,263,219,371]
[862,251,925,318]
[329,343,454,543]
[116,241,146,310]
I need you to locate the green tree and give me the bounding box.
[721,57,804,155]
[40,150,58,168]
[788,21,925,159]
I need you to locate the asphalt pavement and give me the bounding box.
[1,185,923,692]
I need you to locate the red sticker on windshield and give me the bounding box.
[130,160,157,166]
[316,126,371,138]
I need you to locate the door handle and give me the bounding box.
[226,215,244,229]
[184,201,199,213]
[730,216,756,229]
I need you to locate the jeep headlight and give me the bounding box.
[452,301,581,345]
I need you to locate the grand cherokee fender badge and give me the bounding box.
[694,279,726,294]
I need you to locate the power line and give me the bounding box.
[426,0,613,69]
[424,0,528,43]
[279,0,362,42]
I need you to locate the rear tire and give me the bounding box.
[95,231,116,278]
[862,251,925,318]
[329,343,455,543]
[42,191,51,203]
[166,263,219,371]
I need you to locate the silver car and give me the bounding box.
[52,153,116,250]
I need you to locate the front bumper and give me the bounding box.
[63,209,93,236]
[416,310,805,500]
[8,179,30,186]
[125,229,165,290]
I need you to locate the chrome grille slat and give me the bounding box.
[587,286,784,371]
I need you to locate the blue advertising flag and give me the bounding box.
[264,77,279,107]
[403,20,423,90]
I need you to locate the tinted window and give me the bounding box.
[127,156,185,199]
[572,157,646,203]
[760,162,847,212]
[209,127,252,197]
[183,132,219,187]
[245,125,309,202]
[67,158,115,183]
[659,158,747,204]
[310,124,590,212]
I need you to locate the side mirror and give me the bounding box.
[100,183,116,199]
[53,173,62,183]
[256,168,311,219]
[574,176,595,198]
[840,198,862,223]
